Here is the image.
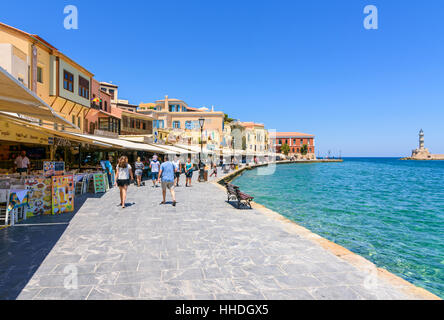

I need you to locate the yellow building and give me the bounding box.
[230,121,268,156]
[139,96,225,150]
[0,22,93,133]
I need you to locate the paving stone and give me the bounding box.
[262,288,315,300]
[87,284,141,300]
[34,286,93,300]
[309,286,364,300]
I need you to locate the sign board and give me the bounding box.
[93,173,106,193]
[25,177,52,217]
[44,161,65,177]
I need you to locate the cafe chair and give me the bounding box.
[0,189,12,226]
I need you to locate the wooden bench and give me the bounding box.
[225,183,254,209]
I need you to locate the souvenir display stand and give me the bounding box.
[0,162,111,223]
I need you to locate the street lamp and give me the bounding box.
[198,118,205,182]
[231,137,236,170]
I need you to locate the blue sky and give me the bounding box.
[1,0,443,157]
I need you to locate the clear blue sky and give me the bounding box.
[1,0,443,157]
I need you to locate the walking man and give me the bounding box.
[158,155,177,206]
[150,154,161,188]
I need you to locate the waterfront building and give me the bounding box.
[0,22,93,133]
[99,82,118,105]
[230,121,268,153]
[273,132,316,159]
[139,96,225,149]
[85,78,121,135]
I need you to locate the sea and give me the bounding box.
[233,158,444,298]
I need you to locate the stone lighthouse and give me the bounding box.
[419,129,425,150]
[405,129,444,160]
[410,129,431,159]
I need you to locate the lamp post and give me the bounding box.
[231,137,236,170]
[198,118,205,182]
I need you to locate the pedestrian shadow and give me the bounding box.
[160,201,178,206]
[0,192,103,300]
[225,200,253,210]
[123,202,136,208]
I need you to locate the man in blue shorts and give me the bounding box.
[150,155,161,188]
[157,155,177,206]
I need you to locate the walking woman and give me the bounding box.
[185,158,194,187]
[115,156,134,209]
[134,157,144,187]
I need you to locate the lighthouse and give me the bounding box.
[419,129,424,150]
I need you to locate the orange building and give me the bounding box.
[273,132,316,158]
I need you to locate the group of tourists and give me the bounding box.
[114,154,195,209]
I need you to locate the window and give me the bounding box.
[99,118,109,130]
[37,67,43,83]
[279,139,282,145]
[173,121,181,129]
[100,87,107,92]
[72,115,75,124]
[104,101,108,111]
[53,123,58,131]
[63,70,74,92]
[78,76,89,99]
[77,117,81,128]
[109,89,115,100]
[300,139,303,145]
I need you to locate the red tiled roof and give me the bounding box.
[241,122,264,128]
[274,132,315,138]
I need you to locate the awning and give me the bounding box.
[71,133,168,153]
[154,144,197,154]
[0,67,76,127]
[0,112,112,147]
[174,143,217,154]
[174,144,202,153]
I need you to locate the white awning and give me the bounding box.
[174,143,201,153]
[71,133,168,153]
[0,67,75,127]
[154,144,197,154]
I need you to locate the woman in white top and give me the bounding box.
[115,156,134,209]
[172,155,181,187]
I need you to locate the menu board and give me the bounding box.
[44,161,65,177]
[52,175,75,215]
[25,177,53,217]
[104,173,110,191]
[93,173,106,193]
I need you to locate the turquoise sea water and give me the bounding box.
[233,158,444,298]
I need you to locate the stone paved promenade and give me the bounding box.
[0,171,434,300]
